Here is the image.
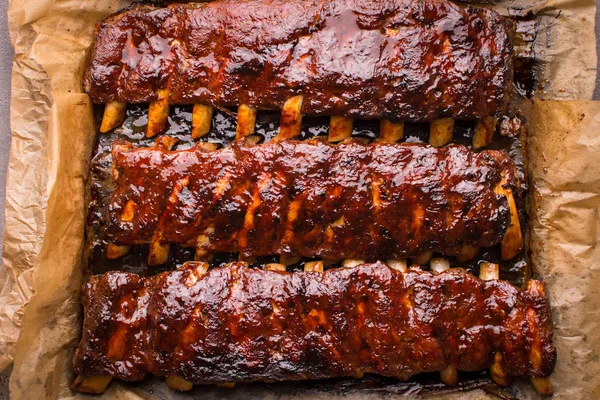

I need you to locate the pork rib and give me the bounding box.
[72,262,556,385]
[107,139,521,261]
[85,0,514,122]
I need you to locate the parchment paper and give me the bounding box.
[1,0,598,398]
[522,100,600,399]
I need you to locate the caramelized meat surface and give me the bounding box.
[108,140,520,260]
[85,0,514,121]
[73,262,556,383]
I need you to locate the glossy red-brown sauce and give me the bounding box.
[108,139,520,260]
[85,0,514,121]
[72,262,556,383]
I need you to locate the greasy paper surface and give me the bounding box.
[522,100,600,399]
[473,0,598,100]
[0,0,598,399]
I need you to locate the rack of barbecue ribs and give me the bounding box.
[105,138,523,266]
[71,261,555,395]
[86,0,514,147]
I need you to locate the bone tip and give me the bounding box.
[191,104,214,139]
[105,243,131,260]
[182,261,209,275]
[99,122,115,134]
[328,116,354,142]
[387,259,407,272]
[304,261,324,272]
[342,259,365,269]
[527,280,546,296]
[71,375,112,394]
[490,370,511,387]
[530,376,553,396]
[146,126,166,138]
[440,365,458,385]
[147,256,169,266]
[479,262,500,281]
[148,242,170,266]
[429,118,454,147]
[99,101,127,133]
[490,353,511,387]
[155,136,179,151]
[473,116,498,149]
[429,257,450,273]
[265,263,287,272]
[166,375,193,391]
[501,241,523,261]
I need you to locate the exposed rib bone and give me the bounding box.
[182,261,210,285]
[165,263,210,392]
[342,259,365,269]
[440,364,458,385]
[530,374,553,394]
[196,142,219,152]
[304,261,324,272]
[387,259,407,272]
[479,262,511,387]
[146,136,181,265]
[328,116,353,142]
[276,95,303,141]
[147,88,170,138]
[71,375,113,394]
[473,116,498,149]
[430,118,454,147]
[265,263,287,272]
[191,104,214,139]
[155,135,178,151]
[166,375,193,391]
[281,198,301,248]
[527,280,553,396]
[490,352,510,387]
[148,240,170,266]
[429,258,450,273]
[379,120,404,142]
[105,243,131,259]
[432,257,457,385]
[105,198,137,259]
[324,215,344,244]
[479,262,499,281]
[236,104,257,139]
[149,175,188,266]
[495,181,523,260]
[100,101,127,133]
